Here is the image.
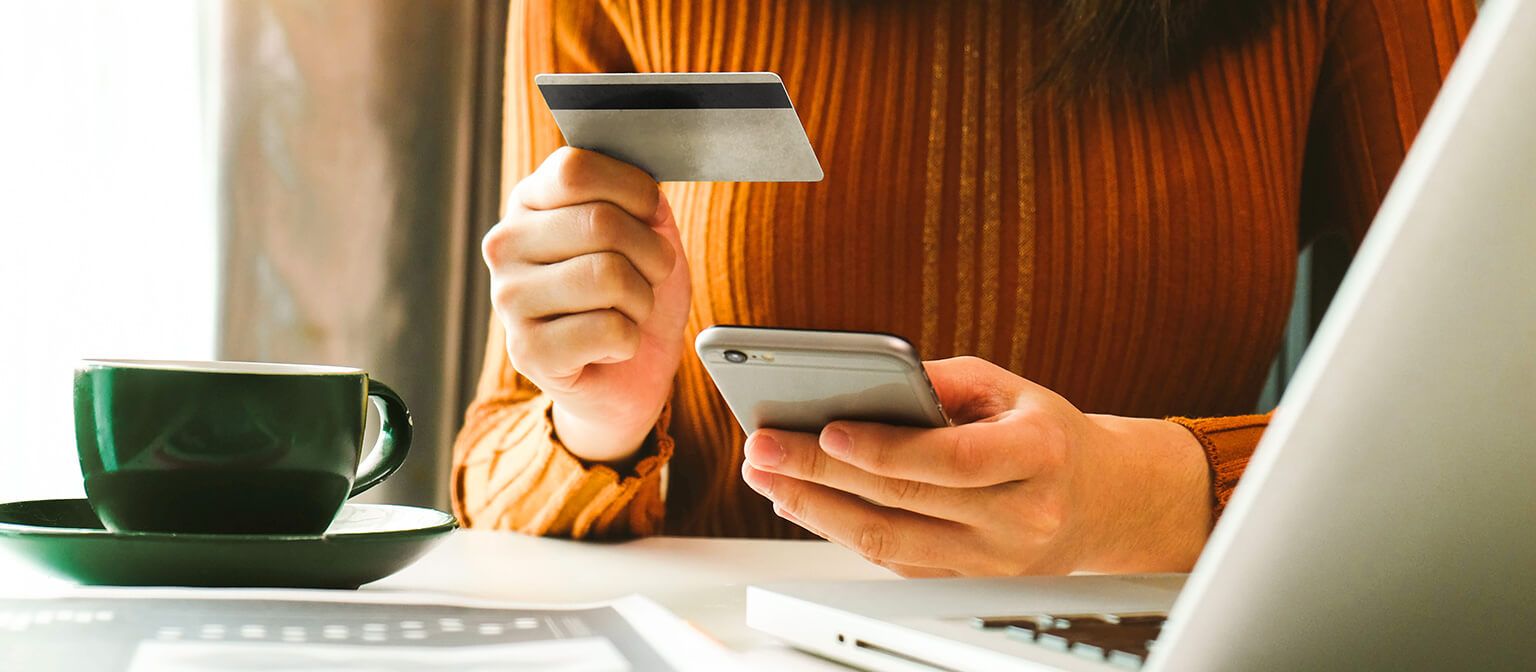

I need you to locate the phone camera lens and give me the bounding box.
[723,350,748,363]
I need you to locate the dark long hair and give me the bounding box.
[1040,0,1288,90]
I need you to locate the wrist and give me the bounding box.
[551,401,662,466]
[1081,415,1213,573]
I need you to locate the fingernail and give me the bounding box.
[821,427,852,458]
[746,433,784,468]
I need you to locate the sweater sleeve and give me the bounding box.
[1172,0,1473,521]
[450,0,672,538]
[1166,414,1272,519]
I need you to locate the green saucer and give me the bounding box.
[0,499,456,590]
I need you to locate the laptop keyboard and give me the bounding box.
[970,612,1167,669]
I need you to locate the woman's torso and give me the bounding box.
[594,0,1322,537]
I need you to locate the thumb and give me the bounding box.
[922,356,1027,423]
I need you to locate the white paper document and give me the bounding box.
[128,638,630,672]
[0,588,736,672]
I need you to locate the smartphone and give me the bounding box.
[694,325,950,434]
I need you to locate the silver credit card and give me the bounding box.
[536,72,824,183]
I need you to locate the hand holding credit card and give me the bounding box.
[536,72,824,183]
[484,72,819,465]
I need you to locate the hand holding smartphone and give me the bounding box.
[694,326,950,434]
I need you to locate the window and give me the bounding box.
[0,1,216,501]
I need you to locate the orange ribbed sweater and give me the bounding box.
[451,0,1473,539]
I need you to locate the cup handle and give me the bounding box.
[349,379,412,497]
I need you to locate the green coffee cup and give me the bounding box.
[73,360,412,535]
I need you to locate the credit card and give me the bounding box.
[535,72,824,183]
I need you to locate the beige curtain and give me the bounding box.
[214,0,506,508]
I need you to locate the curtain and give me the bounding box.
[213,0,506,508]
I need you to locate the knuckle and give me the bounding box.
[854,519,897,560]
[480,221,517,267]
[509,170,538,205]
[948,431,987,480]
[617,257,651,294]
[596,311,641,357]
[586,253,628,293]
[776,486,806,518]
[490,279,525,314]
[629,287,656,323]
[878,477,925,506]
[580,203,626,248]
[1030,490,1068,539]
[599,257,650,313]
[757,474,779,502]
[552,148,595,193]
[505,330,539,375]
[1018,409,1070,471]
[1002,481,1067,541]
[803,447,830,482]
[860,441,891,472]
[600,308,634,331]
[1039,431,1069,472]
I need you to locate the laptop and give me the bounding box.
[747,0,1536,669]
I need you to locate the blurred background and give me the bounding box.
[0,0,1334,511]
[0,0,507,509]
[1,1,218,503]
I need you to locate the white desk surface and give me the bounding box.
[0,529,897,669]
[372,530,897,667]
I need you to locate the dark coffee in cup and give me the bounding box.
[74,360,411,535]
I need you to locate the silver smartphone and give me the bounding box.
[694,326,950,434]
